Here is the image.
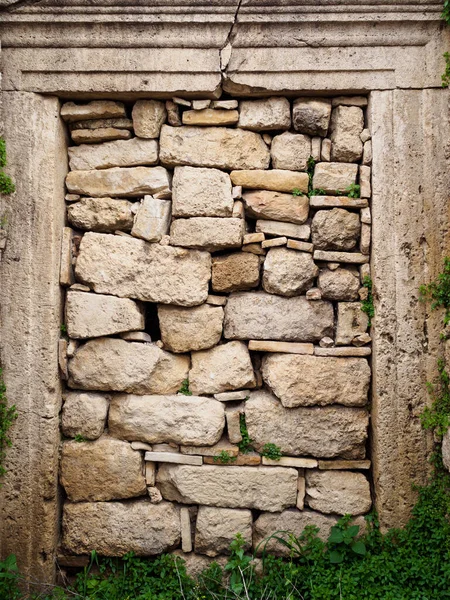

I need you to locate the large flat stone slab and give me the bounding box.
[61,100,126,122]
[224,292,334,342]
[75,232,211,306]
[156,464,298,512]
[68,138,158,170]
[230,170,308,194]
[158,304,224,353]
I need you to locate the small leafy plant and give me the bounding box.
[291,188,304,197]
[237,413,254,454]
[361,276,374,326]
[0,369,17,480]
[309,188,326,197]
[347,183,361,198]
[224,533,253,596]
[178,378,192,396]
[261,443,282,461]
[213,450,237,464]
[74,434,86,443]
[419,257,450,325]
[327,516,366,564]
[0,138,15,195]
[60,323,67,334]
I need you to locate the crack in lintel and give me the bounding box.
[220,0,243,82]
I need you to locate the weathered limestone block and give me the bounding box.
[309,196,368,209]
[75,233,211,306]
[61,391,109,440]
[330,106,364,162]
[61,100,126,122]
[170,217,243,252]
[292,98,332,136]
[238,97,291,131]
[70,117,133,131]
[230,170,309,194]
[333,96,368,108]
[132,100,167,138]
[270,132,311,171]
[242,190,309,224]
[360,165,372,199]
[321,138,332,161]
[180,435,238,457]
[131,196,171,242]
[66,166,171,198]
[172,166,233,217]
[159,125,270,170]
[212,252,260,292]
[158,304,224,353]
[195,507,253,557]
[224,292,334,342]
[182,109,239,126]
[312,163,358,193]
[263,247,318,296]
[71,128,132,145]
[62,501,180,556]
[157,464,298,512]
[61,437,146,502]
[67,197,134,232]
[68,138,159,171]
[318,268,360,301]
[443,429,450,472]
[189,341,256,395]
[255,220,310,240]
[245,390,368,458]
[336,302,369,345]
[312,209,360,250]
[261,354,370,407]
[314,250,369,264]
[306,471,371,515]
[145,349,191,394]
[109,394,225,446]
[65,291,144,339]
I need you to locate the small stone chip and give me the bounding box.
[244,232,265,245]
[287,239,313,253]
[214,390,250,402]
[145,452,203,466]
[262,456,318,468]
[248,340,314,354]
[314,250,369,264]
[206,295,228,306]
[262,237,287,248]
[314,346,371,357]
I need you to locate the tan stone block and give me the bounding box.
[120,331,152,343]
[71,129,131,145]
[361,207,371,224]
[70,117,133,131]
[206,294,227,306]
[292,98,332,137]
[148,487,163,503]
[297,477,306,510]
[360,128,371,143]
[261,237,287,248]
[226,409,243,443]
[60,227,75,287]
[153,443,180,452]
[195,507,252,556]
[360,165,371,198]
[145,452,203,466]
[212,100,238,110]
[314,346,371,357]
[263,247,318,296]
[238,97,291,131]
[61,100,126,122]
[270,132,311,171]
[306,470,371,515]
[214,390,250,401]
[336,302,369,345]
[132,100,167,138]
[319,336,334,348]
[363,139,372,165]
[286,239,314,252]
[131,196,171,242]
[248,340,314,354]
[256,220,310,240]
[147,349,191,395]
[173,97,191,107]
[212,252,260,292]
[262,457,318,468]
[313,250,369,264]
[243,232,265,244]
[243,190,309,225]
[360,222,371,255]
[360,263,371,281]
[66,193,80,202]
[330,106,364,162]
[232,200,244,218]
[318,267,360,301]
[242,243,266,255]
[180,436,238,458]
[312,162,358,193]
[311,136,322,160]
[67,197,134,232]
[158,304,223,353]
[182,109,238,126]
[321,138,332,161]
[306,288,322,300]
[69,137,158,171]
[309,196,368,209]
[172,166,233,218]
[230,170,308,194]
[318,460,371,470]
[332,96,368,108]
[132,441,153,452]
[181,507,193,553]
[170,217,244,252]
[58,339,69,380]
[145,462,156,486]
[312,208,360,251]
[166,100,182,126]
[61,391,109,440]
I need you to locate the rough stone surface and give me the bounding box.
[65,291,144,339]
[61,392,109,440]
[132,100,167,138]
[172,166,233,217]
[336,302,369,345]
[212,252,260,292]
[66,166,171,198]
[261,354,370,407]
[238,97,291,132]
[443,429,450,472]
[224,292,334,342]
[158,304,224,353]
[71,128,131,144]
[159,125,270,170]
[292,98,332,136]
[131,196,171,242]
[330,106,364,162]
[67,197,134,232]
[230,170,308,194]
[189,341,256,395]
[263,247,318,296]
[68,138,159,170]
[70,117,133,131]
[256,220,310,240]
[109,394,225,446]
[312,163,358,193]
[182,109,239,126]
[306,471,371,515]
[270,132,311,171]
[310,196,368,209]
[246,390,368,458]
[61,101,126,122]
[242,190,309,224]
[314,250,369,264]
[195,507,252,557]
[312,209,360,250]
[75,232,211,306]
[318,268,360,300]
[60,437,146,502]
[62,501,180,556]
[147,349,191,395]
[157,464,297,512]
[170,217,243,252]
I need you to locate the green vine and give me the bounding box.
[237,413,254,454]
[261,443,282,461]
[361,276,375,327]
[0,139,15,195]
[0,369,17,480]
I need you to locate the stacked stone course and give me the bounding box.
[59,94,373,564]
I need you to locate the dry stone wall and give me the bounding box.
[58,94,373,562]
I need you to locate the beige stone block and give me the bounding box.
[306,287,322,300]
[61,391,109,440]
[336,302,369,345]
[131,196,171,242]
[61,437,146,502]
[195,507,252,557]
[153,443,180,452]
[363,139,372,165]
[182,109,239,126]
[145,462,156,486]
[166,100,181,126]
[212,252,260,292]
[193,101,212,110]
[360,128,371,143]
[321,138,332,161]
[66,166,171,198]
[214,390,250,402]
[306,470,371,515]
[270,132,311,171]
[361,207,371,224]
[360,263,371,281]
[181,507,193,553]
[360,165,372,198]
[246,389,368,458]
[261,237,287,248]
[206,294,227,306]
[224,292,334,342]
[172,97,191,108]
[144,452,203,466]
[109,394,225,446]
[170,217,243,252]
[62,501,180,556]
[60,227,75,286]
[160,125,270,170]
[262,354,370,407]
[314,346,371,357]
[262,457,318,468]
[226,409,243,443]
[120,331,152,342]
[212,100,238,110]
[58,339,69,380]
[70,117,133,131]
[65,291,144,339]
[243,232,265,244]
[157,464,298,512]
[66,193,80,202]
[292,98,332,137]
[287,239,314,252]
[75,232,211,306]
[313,250,369,264]
[256,220,310,240]
[312,208,360,251]
[147,349,191,395]
[230,170,308,194]
[132,100,167,138]
[312,162,358,193]
[242,243,266,255]
[67,197,134,232]
[158,304,223,353]
[360,222,371,255]
[311,136,322,161]
[61,100,126,122]
[318,267,360,301]
[148,487,163,503]
[248,340,314,354]
[309,196,368,209]
[232,200,244,218]
[297,477,306,510]
[180,436,239,458]
[238,97,291,132]
[242,190,309,225]
[71,128,131,145]
[330,106,364,162]
[332,96,368,108]
[318,460,371,470]
[69,137,159,171]
[319,336,334,348]
[172,166,233,218]
[263,247,318,297]
[190,341,256,395]
[132,441,153,452]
